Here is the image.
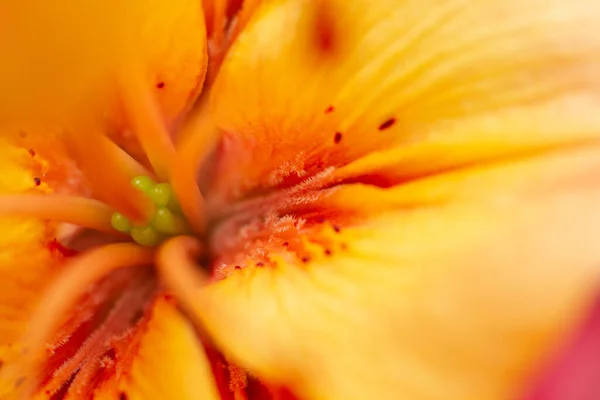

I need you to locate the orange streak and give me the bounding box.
[210,0,228,45]
[66,130,153,223]
[0,243,154,400]
[119,67,177,181]
[229,0,262,44]
[171,98,218,235]
[0,194,116,233]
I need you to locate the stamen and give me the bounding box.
[156,236,207,324]
[64,129,154,223]
[118,67,177,181]
[172,97,218,235]
[0,194,116,234]
[0,243,154,399]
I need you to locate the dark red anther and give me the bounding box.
[33,177,41,186]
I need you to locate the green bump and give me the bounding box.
[130,226,162,247]
[153,208,186,235]
[167,195,183,215]
[132,176,156,192]
[111,212,131,233]
[118,176,187,245]
[148,183,173,207]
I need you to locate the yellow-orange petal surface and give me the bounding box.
[0,140,60,378]
[93,295,220,400]
[0,0,207,136]
[195,143,600,400]
[208,0,600,205]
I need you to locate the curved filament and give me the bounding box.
[119,66,177,182]
[157,236,207,324]
[171,97,218,235]
[65,129,154,223]
[0,194,116,233]
[229,0,262,44]
[110,139,154,178]
[0,243,154,399]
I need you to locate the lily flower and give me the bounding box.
[1,0,600,399]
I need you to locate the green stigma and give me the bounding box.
[110,176,188,246]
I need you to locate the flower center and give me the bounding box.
[110,176,189,246]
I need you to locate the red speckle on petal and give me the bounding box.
[164,293,175,301]
[48,238,78,258]
[378,118,396,131]
[311,0,339,56]
[301,256,310,263]
[324,105,335,114]
[119,392,128,400]
[28,149,36,157]
[256,262,264,267]
[333,132,343,144]
[156,82,165,89]
[33,177,41,186]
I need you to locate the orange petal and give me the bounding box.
[0,0,207,136]
[208,0,600,205]
[194,145,600,400]
[93,295,220,400]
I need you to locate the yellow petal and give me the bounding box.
[0,140,58,368]
[0,0,207,133]
[208,0,600,204]
[93,295,220,400]
[195,145,600,400]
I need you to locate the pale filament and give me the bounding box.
[0,194,116,234]
[172,96,219,235]
[64,129,154,223]
[118,65,177,182]
[157,236,208,329]
[109,139,154,179]
[0,243,154,400]
[228,0,262,44]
